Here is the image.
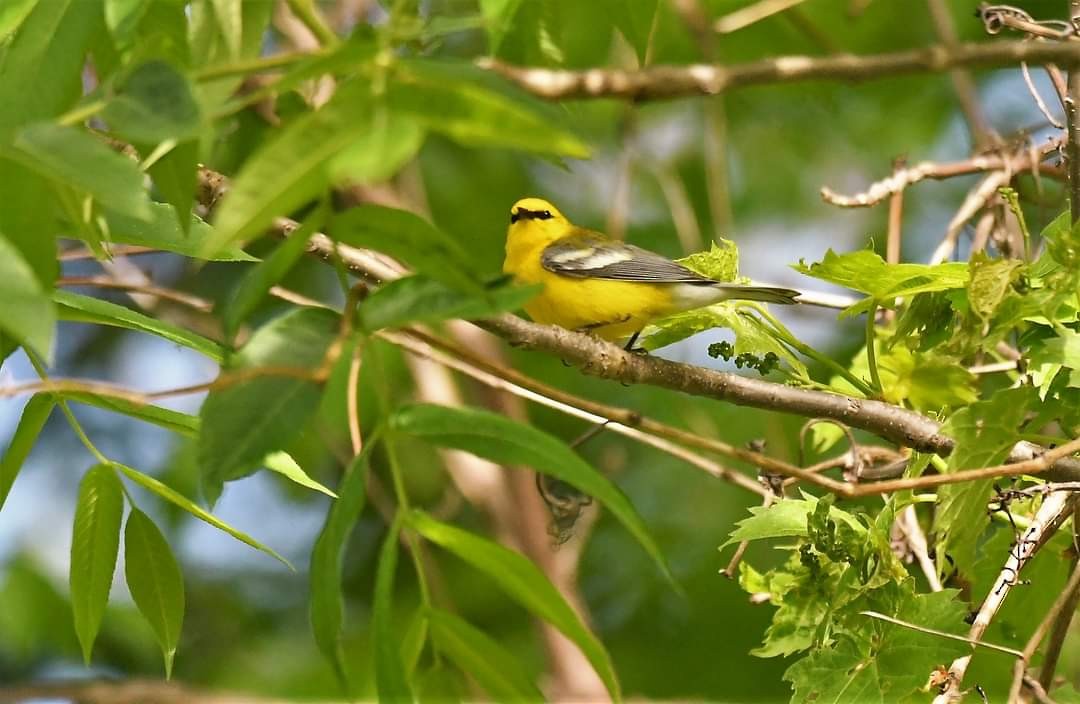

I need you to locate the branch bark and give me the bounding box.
[479,40,1080,101]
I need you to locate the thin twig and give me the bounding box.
[860,611,1022,658]
[927,0,993,147]
[897,505,943,591]
[929,170,1012,265]
[821,137,1060,208]
[58,276,215,312]
[1036,500,1080,692]
[1023,61,1066,128]
[478,41,1080,101]
[713,0,806,34]
[346,342,362,455]
[1008,539,1080,701]
[934,491,1078,703]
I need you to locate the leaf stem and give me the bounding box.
[865,301,883,394]
[27,352,110,466]
[753,305,876,397]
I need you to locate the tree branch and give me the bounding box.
[478,40,1080,101]
[934,491,1079,703]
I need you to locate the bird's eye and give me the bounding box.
[541,210,552,219]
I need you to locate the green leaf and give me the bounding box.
[124,508,184,678]
[329,112,425,185]
[388,60,589,158]
[390,403,668,580]
[874,346,977,412]
[209,0,242,57]
[104,0,147,48]
[677,240,740,282]
[784,590,967,703]
[724,495,866,547]
[0,0,98,139]
[63,392,198,436]
[310,447,373,685]
[477,0,524,53]
[103,202,255,261]
[0,0,37,42]
[206,78,373,253]
[359,275,538,332]
[331,205,483,294]
[794,249,969,317]
[427,608,543,702]
[103,61,202,144]
[410,511,620,701]
[934,386,1035,579]
[373,517,414,703]
[12,123,153,221]
[114,462,292,569]
[1030,328,1080,385]
[70,464,124,664]
[604,0,658,64]
[146,139,199,235]
[55,290,225,361]
[0,232,55,359]
[0,394,54,511]
[0,155,59,288]
[263,451,335,498]
[222,208,323,340]
[198,307,338,502]
[967,252,1023,321]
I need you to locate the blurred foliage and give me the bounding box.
[1,0,1079,703]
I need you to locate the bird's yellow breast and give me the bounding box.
[504,236,674,340]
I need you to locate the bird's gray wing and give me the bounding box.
[540,231,713,284]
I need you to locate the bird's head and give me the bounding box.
[507,197,569,248]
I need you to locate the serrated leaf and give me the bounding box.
[388,59,588,158]
[427,608,543,702]
[206,79,373,254]
[103,61,202,144]
[114,462,292,569]
[124,508,184,677]
[724,496,866,547]
[103,202,255,261]
[198,307,338,502]
[12,123,153,221]
[0,0,97,139]
[310,447,372,686]
[0,232,55,359]
[390,403,669,580]
[967,252,1023,321]
[410,511,620,701]
[331,205,483,294]
[359,275,538,332]
[784,590,967,703]
[70,464,124,664]
[677,240,740,282]
[223,207,324,340]
[55,290,225,361]
[0,394,54,511]
[794,250,969,317]
[875,346,977,412]
[373,516,414,703]
[934,387,1035,579]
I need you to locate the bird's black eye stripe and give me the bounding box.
[510,207,555,224]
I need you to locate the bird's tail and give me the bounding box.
[715,284,801,305]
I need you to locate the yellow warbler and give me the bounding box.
[502,197,800,346]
